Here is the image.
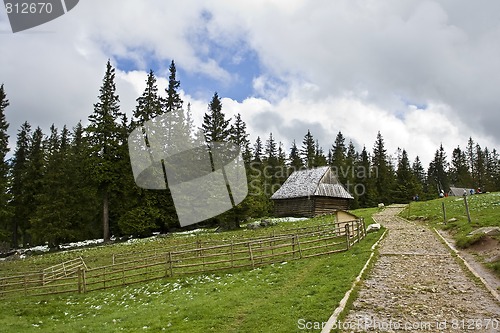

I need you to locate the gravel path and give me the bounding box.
[340,205,500,332]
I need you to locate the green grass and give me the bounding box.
[402,192,500,239]
[0,208,382,333]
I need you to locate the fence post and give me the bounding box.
[296,234,303,259]
[464,196,472,223]
[248,243,255,269]
[442,201,447,224]
[112,254,115,265]
[292,236,296,259]
[356,220,360,243]
[82,269,87,293]
[168,252,174,277]
[24,275,27,296]
[77,268,82,294]
[197,239,202,257]
[345,224,350,250]
[361,218,366,237]
[165,253,169,277]
[230,241,234,268]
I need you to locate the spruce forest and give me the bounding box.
[1,60,499,249]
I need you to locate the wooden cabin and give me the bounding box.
[270,166,354,217]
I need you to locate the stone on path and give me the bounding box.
[366,223,381,233]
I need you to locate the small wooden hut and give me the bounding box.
[270,166,353,217]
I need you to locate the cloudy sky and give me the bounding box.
[1,0,500,166]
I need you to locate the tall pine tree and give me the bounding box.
[87,60,125,241]
[202,92,239,230]
[288,140,303,171]
[372,132,395,204]
[9,122,31,246]
[230,113,252,164]
[394,149,421,203]
[331,131,347,183]
[133,70,163,125]
[202,92,230,143]
[0,85,10,245]
[22,127,45,246]
[301,130,315,169]
[449,146,471,187]
[427,144,449,196]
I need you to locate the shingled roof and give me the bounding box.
[270,166,353,200]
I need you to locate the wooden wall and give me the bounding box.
[273,197,314,217]
[273,196,350,217]
[313,197,350,215]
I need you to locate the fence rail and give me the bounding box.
[0,219,366,298]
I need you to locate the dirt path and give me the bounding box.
[339,205,500,332]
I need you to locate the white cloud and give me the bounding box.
[1,0,499,169]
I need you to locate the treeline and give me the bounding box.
[0,60,499,248]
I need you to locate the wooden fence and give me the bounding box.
[0,219,365,298]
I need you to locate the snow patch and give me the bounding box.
[174,228,207,235]
[268,217,309,223]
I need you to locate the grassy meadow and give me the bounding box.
[0,208,381,333]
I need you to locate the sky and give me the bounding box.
[1,0,500,167]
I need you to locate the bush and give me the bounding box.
[118,206,159,237]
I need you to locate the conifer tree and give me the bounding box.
[466,137,476,185]
[253,136,263,163]
[68,122,100,239]
[314,140,328,167]
[412,156,428,198]
[490,149,500,191]
[21,127,44,246]
[263,132,279,195]
[345,140,359,207]
[481,148,497,192]
[288,140,303,171]
[185,102,196,140]
[372,132,395,204]
[450,146,470,187]
[126,69,173,235]
[331,131,347,181]
[0,85,10,244]
[202,92,238,230]
[230,113,252,164]
[87,60,125,241]
[356,146,376,207]
[202,92,230,143]
[277,142,287,173]
[394,149,421,203]
[9,122,31,246]
[427,144,449,196]
[264,132,277,162]
[474,143,485,188]
[301,130,315,168]
[31,126,73,247]
[165,60,183,113]
[133,70,163,125]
